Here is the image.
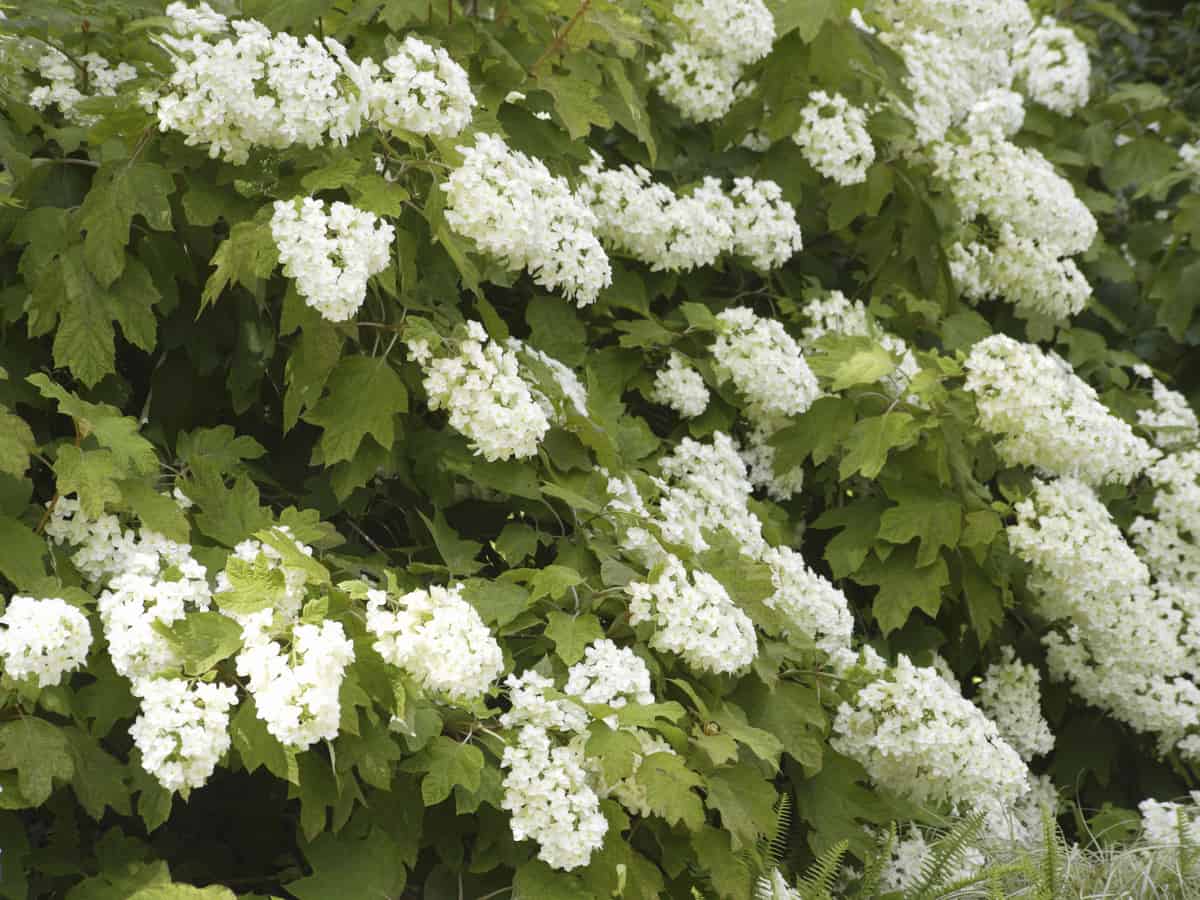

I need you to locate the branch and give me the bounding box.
[529,0,592,76]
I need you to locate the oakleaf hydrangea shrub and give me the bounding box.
[1,0,1200,896]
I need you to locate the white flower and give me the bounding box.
[626,555,757,674]
[832,655,1031,809]
[1137,377,1200,450]
[366,583,503,703]
[964,335,1159,485]
[235,613,354,750]
[726,178,803,268]
[652,353,709,418]
[28,48,136,126]
[500,670,589,734]
[412,321,550,462]
[949,227,1091,321]
[792,91,876,186]
[975,647,1055,762]
[500,725,608,870]
[564,639,655,708]
[0,596,92,687]
[443,134,610,305]
[673,0,775,66]
[760,545,853,655]
[366,36,475,138]
[165,1,228,35]
[647,43,747,123]
[129,677,238,793]
[713,307,820,420]
[270,197,394,323]
[1140,795,1200,846]
[1013,17,1090,115]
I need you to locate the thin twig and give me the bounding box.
[529,0,592,75]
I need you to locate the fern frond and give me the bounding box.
[1040,804,1061,897]
[795,840,848,900]
[765,792,794,872]
[853,822,896,899]
[909,812,987,900]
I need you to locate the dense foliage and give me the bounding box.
[1,0,1200,897]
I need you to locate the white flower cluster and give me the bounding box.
[648,0,774,121]
[964,335,1159,485]
[974,647,1054,762]
[652,353,709,418]
[713,307,820,420]
[792,91,876,186]
[1013,17,1091,115]
[760,546,854,655]
[626,555,757,674]
[577,156,801,271]
[235,611,354,750]
[1135,371,1200,450]
[359,35,475,139]
[365,583,503,703]
[150,5,474,163]
[1140,795,1200,846]
[1009,477,1200,751]
[949,226,1091,321]
[932,138,1097,258]
[831,654,1030,810]
[500,724,608,870]
[563,639,655,709]
[883,825,985,893]
[501,670,589,734]
[129,677,238,794]
[1131,451,1200,598]
[738,423,805,501]
[0,596,92,688]
[443,134,610,305]
[28,48,136,126]
[270,198,394,322]
[409,321,550,461]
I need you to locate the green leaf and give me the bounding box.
[585,723,643,783]
[201,220,278,310]
[1103,137,1179,191]
[877,485,963,567]
[770,0,854,41]
[838,413,920,480]
[0,405,35,478]
[770,397,855,469]
[0,717,75,806]
[704,765,779,851]
[79,162,175,286]
[0,515,50,590]
[408,736,484,806]
[304,356,407,465]
[154,611,244,676]
[230,699,299,783]
[811,499,887,579]
[540,76,612,140]
[544,611,604,665]
[120,480,190,543]
[66,727,130,819]
[287,823,407,900]
[529,564,584,601]
[494,523,539,564]
[732,680,825,773]
[191,475,272,548]
[512,861,592,900]
[526,295,587,367]
[215,555,289,616]
[418,509,483,575]
[634,752,705,830]
[808,339,899,392]
[855,545,950,634]
[176,426,266,478]
[461,580,530,627]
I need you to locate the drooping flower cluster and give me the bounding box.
[792,91,876,186]
[963,335,1159,485]
[760,546,855,655]
[949,225,1091,320]
[832,654,1030,810]
[562,639,655,709]
[148,4,474,163]
[627,555,757,674]
[1140,794,1200,846]
[443,134,611,305]
[1009,477,1200,752]
[1134,368,1200,450]
[651,353,710,418]
[409,321,550,461]
[28,48,137,126]
[974,647,1055,762]
[1012,17,1091,115]
[128,678,238,793]
[270,198,394,322]
[712,307,820,420]
[932,138,1097,257]
[647,0,774,121]
[235,611,355,750]
[576,156,802,271]
[365,583,503,703]
[0,596,92,688]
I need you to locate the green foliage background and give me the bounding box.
[0,0,1199,897]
